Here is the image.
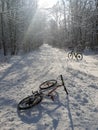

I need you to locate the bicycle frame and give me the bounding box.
[47,84,62,96]
[74,52,77,57]
[71,51,77,57]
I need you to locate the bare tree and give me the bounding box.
[0,0,40,55]
[0,0,7,55]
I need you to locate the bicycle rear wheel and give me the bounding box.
[76,53,83,60]
[18,93,42,110]
[39,80,57,90]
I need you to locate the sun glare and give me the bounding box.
[38,0,58,8]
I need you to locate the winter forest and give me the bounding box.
[0,0,98,130]
[0,0,98,56]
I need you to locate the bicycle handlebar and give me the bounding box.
[60,75,68,95]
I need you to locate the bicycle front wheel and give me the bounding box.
[18,94,42,110]
[39,80,57,90]
[68,52,73,59]
[76,53,83,60]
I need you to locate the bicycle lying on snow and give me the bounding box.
[18,75,68,110]
[68,51,83,60]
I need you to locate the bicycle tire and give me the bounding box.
[39,80,57,90]
[76,53,83,60]
[68,52,73,59]
[18,94,42,110]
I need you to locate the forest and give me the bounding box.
[0,0,98,56]
[0,1,98,129]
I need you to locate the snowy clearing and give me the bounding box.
[0,44,98,130]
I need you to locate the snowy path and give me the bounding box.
[0,44,98,130]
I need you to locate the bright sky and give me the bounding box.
[38,0,58,8]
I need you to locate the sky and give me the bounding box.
[38,0,58,8]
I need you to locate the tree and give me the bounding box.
[0,0,39,55]
[0,0,7,56]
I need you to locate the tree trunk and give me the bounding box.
[1,1,7,56]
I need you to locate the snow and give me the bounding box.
[0,44,98,130]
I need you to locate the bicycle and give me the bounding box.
[68,51,83,60]
[18,75,68,110]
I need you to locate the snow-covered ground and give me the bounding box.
[0,44,98,130]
